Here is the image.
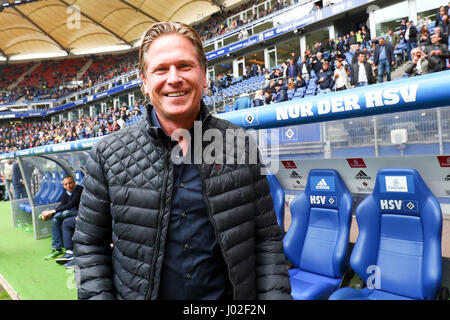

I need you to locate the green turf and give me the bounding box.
[0,201,77,300]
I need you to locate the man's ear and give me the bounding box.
[203,71,208,90]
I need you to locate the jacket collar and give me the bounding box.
[143,100,211,142]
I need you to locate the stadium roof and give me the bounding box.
[0,0,242,61]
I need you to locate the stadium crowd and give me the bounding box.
[1,4,450,153]
[212,10,450,109]
[0,102,142,154]
[0,52,138,104]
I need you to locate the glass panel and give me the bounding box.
[276,37,301,66]
[373,1,408,36]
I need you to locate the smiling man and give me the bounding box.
[73,21,291,300]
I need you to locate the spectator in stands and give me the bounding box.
[73,21,291,300]
[374,37,394,83]
[404,48,439,77]
[298,56,312,81]
[294,74,306,89]
[386,29,399,48]
[334,58,349,91]
[287,77,296,90]
[233,93,252,110]
[41,175,83,261]
[11,161,26,199]
[399,19,407,37]
[424,33,450,72]
[433,27,446,45]
[1,159,13,201]
[437,15,449,45]
[265,80,277,94]
[436,6,447,28]
[290,51,298,64]
[405,21,419,60]
[287,58,299,79]
[314,41,324,54]
[361,26,371,47]
[351,43,364,65]
[316,61,334,91]
[418,26,431,49]
[311,52,323,75]
[117,116,126,130]
[351,53,376,88]
[264,89,274,105]
[348,30,357,46]
[253,90,265,107]
[274,83,288,103]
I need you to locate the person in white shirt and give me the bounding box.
[334,58,348,91]
[117,116,126,130]
[350,53,375,87]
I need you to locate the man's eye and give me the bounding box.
[154,67,168,74]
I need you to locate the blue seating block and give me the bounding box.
[330,168,443,300]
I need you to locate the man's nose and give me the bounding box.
[167,66,182,85]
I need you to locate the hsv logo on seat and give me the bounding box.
[379,199,418,212]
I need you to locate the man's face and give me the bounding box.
[358,54,366,63]
[63,177,76,193]
[379,38,385,46]
[431,34,440,45]
[142,33,207,123]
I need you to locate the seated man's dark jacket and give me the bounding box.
[73,101,292,300]
[317,70,334,89]
[55,185,83,213]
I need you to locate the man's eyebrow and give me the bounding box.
[150,58,197,69]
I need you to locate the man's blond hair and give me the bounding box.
[139,21,207,80]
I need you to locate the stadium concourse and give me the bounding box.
[1,0,450,301]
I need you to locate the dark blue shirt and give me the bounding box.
[149,108,228,300]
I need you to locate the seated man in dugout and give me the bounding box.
[41,175,83,261]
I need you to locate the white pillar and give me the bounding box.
[408,0,417,25]
[328,24,336,41]
[368,10,377,39]
[128,92,134,107]
[300,35,306,56]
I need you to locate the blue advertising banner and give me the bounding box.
[216,71,450,130]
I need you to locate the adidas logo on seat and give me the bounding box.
[355,170,371,180]
[315,178,330,190]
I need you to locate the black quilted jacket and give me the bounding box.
[73,103,292,300]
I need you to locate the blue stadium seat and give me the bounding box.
[47,171,64,204]
[20,171,52,213]
[75,170,84,186]
[284,169,353,300]
[266,174,285,235]
[330,168,444,300]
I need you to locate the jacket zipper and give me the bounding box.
[145,150,170,300]
[197,164,237,300]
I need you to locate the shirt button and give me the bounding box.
[182,212,187,218]
[185,273,191,280]
[180,182,184,188]
[184,243,189,250]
